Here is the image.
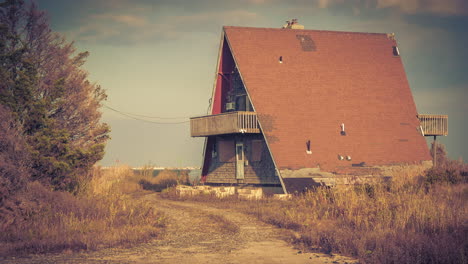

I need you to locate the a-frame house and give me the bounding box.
[190,21,446,194]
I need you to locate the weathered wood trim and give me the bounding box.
[190,111,260,137]
[418,114,448,136]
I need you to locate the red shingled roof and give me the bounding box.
[223,26,431,172]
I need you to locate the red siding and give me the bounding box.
[211,36,235,115]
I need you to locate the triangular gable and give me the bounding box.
[202,32,287,192]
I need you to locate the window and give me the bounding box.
[236,95,246,111]
[236,145,243,160]
[218,140,235,162]
[212,140,217,158]
[393,46,400,56]
[251,140,263,162]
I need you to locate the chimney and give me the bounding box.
[282,18,304,29]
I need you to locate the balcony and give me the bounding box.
[190,111,260,137]
[418,114,448,136]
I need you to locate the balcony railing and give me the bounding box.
[190,111,260,137]
[418,114,448,136]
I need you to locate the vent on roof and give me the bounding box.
[282,18,304,29]
[393,46,400,56]
[296,35,316,52]
[279,56,283,63]
[340,123,346,136]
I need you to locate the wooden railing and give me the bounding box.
[190,111,260,137]
[418,114,448,136]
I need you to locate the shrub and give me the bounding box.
[426,143,468,184]
[425,160,467,184]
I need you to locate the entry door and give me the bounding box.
[236,142,245,180]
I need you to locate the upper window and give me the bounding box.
[236,95,246,111]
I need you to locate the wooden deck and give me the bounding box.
[418,114,448,136]
[190,111,260,137]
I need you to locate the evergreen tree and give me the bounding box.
[0,0,109,193]
[0,105,30,206]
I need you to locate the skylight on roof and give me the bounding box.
[296,35,316,52]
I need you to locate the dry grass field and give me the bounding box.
[170,165,468,264]
[0,166,179,256]
[1,160,466,264]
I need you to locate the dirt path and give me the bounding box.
[3,193,356,264]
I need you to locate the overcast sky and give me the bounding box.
[34,0,468,167]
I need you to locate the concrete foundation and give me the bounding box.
[176,185,282,200]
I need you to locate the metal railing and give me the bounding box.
[190,111,260,137]
[418,114,448,136]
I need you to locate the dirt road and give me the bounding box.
[3,193,356,264]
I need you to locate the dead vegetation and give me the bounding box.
[168,165,468,264]
[2,145,466,264]
[137,168,190,192]
[0,166,168,257]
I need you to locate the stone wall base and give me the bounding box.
[176,185,283,200]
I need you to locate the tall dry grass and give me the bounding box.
[0,166,166,256]
[137,169,190,192]
[259,167,467,263]
[172,166,467,264]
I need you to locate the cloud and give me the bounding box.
[72,24,120,43]
[173,10,259,26]
[69,21,170,45]
[88,0,270,12]
[316,0,344,8]
[92,14,149,27]
[312,0,468,16]
[376,0,468,16]
[67,8,260,45]
[274,0,468,16]
[57,0,466,45]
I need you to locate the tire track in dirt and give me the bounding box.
[2,193,357,264]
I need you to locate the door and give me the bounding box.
[236,142,244,180]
